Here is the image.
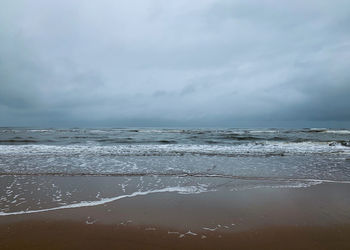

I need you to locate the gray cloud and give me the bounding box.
[0,0,350,127]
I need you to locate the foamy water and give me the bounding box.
[0,185,206,216]
[0,128,349,215]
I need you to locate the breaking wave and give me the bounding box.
[0,141,348,157]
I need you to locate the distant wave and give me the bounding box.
[323,130,350,134]
[303,128,350,134]
[0,142,348,157]
[1,128,349,146]
[0,139,39,143]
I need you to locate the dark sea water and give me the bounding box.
[1,127,350,215]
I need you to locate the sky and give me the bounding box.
[1,0,350,128]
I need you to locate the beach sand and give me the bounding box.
[1,221,350,250]
[1,179,350,249]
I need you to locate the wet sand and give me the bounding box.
[1,181,350,249]
[1,221,350,250]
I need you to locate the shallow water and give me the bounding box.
[0,127,350,214]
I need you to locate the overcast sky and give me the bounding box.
[1,0,350,127]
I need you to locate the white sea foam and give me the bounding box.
[248,130,280,133]
[202,227,217,231]
[236,178,350,191]
[186,231,197,236]
[323,130,350,134]
[296,178,350,184]
[243,182,322,190]
[19,129,50,133]
[0,141,348,157]
[0,186,206,217]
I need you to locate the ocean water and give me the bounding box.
[1,128,350,215]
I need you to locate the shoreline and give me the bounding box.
[1,182,350,249]
[2,182,350,227]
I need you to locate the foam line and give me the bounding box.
[0,186,205,217]
[1,172,349,184]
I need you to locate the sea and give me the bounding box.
[1,127,350,215]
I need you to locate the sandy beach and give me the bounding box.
[1,179,350,249]
[1,221,350,250]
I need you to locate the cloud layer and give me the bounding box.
[1,0,350,127]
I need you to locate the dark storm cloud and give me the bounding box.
[0,0,349,127]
